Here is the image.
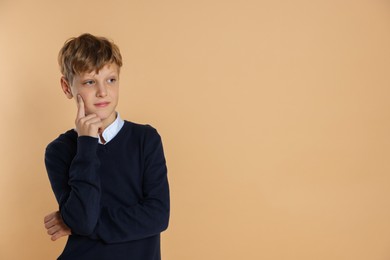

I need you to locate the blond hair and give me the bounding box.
[58,33,123,84]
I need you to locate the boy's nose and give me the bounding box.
[96,83,107,97]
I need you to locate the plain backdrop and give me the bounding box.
[1,0,390,259]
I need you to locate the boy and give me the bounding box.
[43,33,170,260]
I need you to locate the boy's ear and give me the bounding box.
[60,77,73,99]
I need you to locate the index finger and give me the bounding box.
[77,95,85,119]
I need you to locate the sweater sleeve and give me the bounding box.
[45,136,101,236]
[90,127,170,244]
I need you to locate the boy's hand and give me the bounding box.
[75,95,102,137]
[44,211,71,241]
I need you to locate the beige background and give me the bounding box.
[1,0,390,259]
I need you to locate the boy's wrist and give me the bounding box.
[77,136,99,154]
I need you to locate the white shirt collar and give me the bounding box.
[99,112,124,145]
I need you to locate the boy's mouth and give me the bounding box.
[94,102,110,108]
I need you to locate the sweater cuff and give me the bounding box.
[77,136,99,156]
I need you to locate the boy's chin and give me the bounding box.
[84,110,116,123]
[99,111,117,122]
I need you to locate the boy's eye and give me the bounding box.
[108,78,117,83]
[83,80,94,85]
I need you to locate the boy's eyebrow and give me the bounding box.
[79,70,118,79]
[108,72,119,77]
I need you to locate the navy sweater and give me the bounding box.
[45,121,170,260]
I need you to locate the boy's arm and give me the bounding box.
[89,127,170,244]
[45,136,101,236]
[45,95,103,236]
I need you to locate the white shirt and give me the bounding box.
[98,112,125,144]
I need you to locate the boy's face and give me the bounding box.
[61,63,120,130]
